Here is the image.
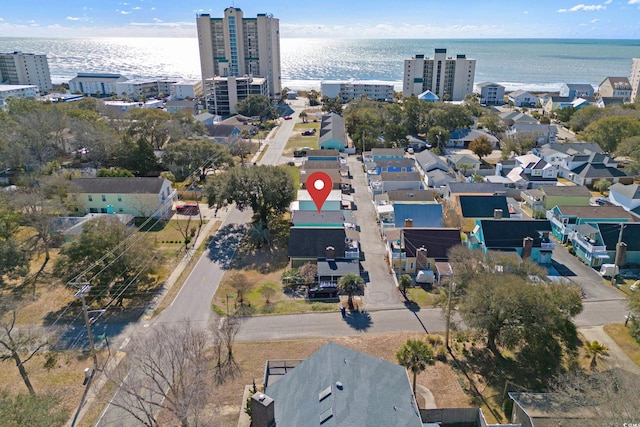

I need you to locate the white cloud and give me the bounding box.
[523,10,529,14]
[558,3,606,12]
[0,18,4,22]
[121,11,131,15]
[628,0,640,3]
[132,6,141,10]
[591,18,601,22]
[604,0,612,3]
[67,16,81,21]
[151,7,156,10]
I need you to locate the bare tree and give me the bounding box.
[229,273,252,305]
[0,308,49,396]
[105,321,211,427]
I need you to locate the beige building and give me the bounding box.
[204,75,268,116]
[72,177,176,218]
[598,76,632,102]
[0,51,52,91]
[196,7,281,99]
[402,48,476,101]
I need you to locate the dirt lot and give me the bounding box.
[206,332,471,427]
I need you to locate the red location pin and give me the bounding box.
[307,171,333,213]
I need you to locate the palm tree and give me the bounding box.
[396,339,435,395]
[584,340,609,369]
[399,274,412,296]
[338,273,365,309]
[299,111,308,123]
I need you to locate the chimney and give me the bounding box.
[522,237,534,260]
[251,393,275,427]
[494,209,503,219]
[404,218,413,228]
[416,247,428,270]
[325,246,335,260]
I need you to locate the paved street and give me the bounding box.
[348,154,403,309]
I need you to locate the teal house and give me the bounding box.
[319,113,347,152]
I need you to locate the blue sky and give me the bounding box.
[1,0,640,38]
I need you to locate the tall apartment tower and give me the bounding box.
[196,7,281,99]
[402,49,475,101]
[630,58,640,103]
[0,52,52,92]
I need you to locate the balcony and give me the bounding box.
[391,252,407,260]
[540,241,555,251]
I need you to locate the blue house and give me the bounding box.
[393,203,444,228]
[546,205,636,244]
[560,83,595,100]
[364,148,405,162]
[468,219,554,264]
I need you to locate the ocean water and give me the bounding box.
[1,37,639,92]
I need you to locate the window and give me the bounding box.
[88,195,93,202]
[101,195,106,202]
[117,195,122,202]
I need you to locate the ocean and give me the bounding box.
[1,37,640,92]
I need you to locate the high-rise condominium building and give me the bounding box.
[196,7,281,99]
[402,49,475,101]
[630,58,640,103]
[0,52,52,92]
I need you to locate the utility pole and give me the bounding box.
[611,223,626,287]
[445,269,455,349]
[73,283,98,372]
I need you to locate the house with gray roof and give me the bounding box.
[448,129,499,149]
[426,169,457,190]
[608,182,640,218]
[598,77,632,102]
[446,153,482,176]
[369,171,423,196]
[205,124,241,145]
[414,150,449,175]
[504,154,558,189]
[288,227,359,268]
[560,152,632,187]
[542,96,573,113]
[72,177,176,218]
[257,342,423,427]
[499,110,538,126]
[533,142,604,168]
[507,89,538,107]
[505,123,558,146]
[375,189,436,206]
[560,83,595,100]
[475,81,505,105]
[319,112,347,151]
[364,148,405,162]
[386,227,462,275]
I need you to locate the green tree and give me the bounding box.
[126,108,172,150]
[0,199,30,286]
[113,137,160,176]
[582,116,640,153]
[555,106,577,123]
[259,283,278,304]
[399,274,412,296]
[382,123,408,148]
[235,94,276,119]
[583,340,609,369]
[299,111,308,123]
[0,390,68,427]
[321,96,343,115]
[396,339,435,395]
[53,217,159,304]
[205,165,295,227]
[426,126,449,150]
[478,113,504,136]
[307,90,320,106]
[338,273,365,309]
[568,105,606,132]
[96,168,134,177]
[468,135,494,161]
[593,178,611,194]
[162,139,232,181]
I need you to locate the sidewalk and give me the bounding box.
[579,325,640,374]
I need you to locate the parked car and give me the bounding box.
[284,115,292,120]
[308,283,339,299]
[302,128,316,136]
[595,198,607,205]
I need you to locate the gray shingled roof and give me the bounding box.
[73,177,167,194]
[380,171,422,182]
[288,228,346,258]
[264,342,423,427]
[609,183,640,199]
[540,186,592,197]
[386,189,435,202]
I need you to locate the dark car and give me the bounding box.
[302,128,316,136]
[308,283,339,299]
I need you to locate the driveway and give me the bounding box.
[348,155,403,309]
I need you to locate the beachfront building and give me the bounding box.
[321,79,394,102]
[508,90,538,107]
[69,73,128,97]
[170,79,203,100]
[196,7,281,100]
[598,77,632,103]
[0,84,39,111]
[203,75,268,116]
[475,82,505,105]
[402,49,476,101]
[559,83,594,100]
[631,58,640,102]
[0,51,52,92]
[115,79,159,100]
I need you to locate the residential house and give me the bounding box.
[596,222,640,266]
[533,142,604,169]
[426,169,457,190]
[301,169,344,190]
[443,182,508,206]
[499,110,538,127]
[302,160,350,178]
[384,203,444,230]
[291,210,346,227]
[418,89,439,102]
[467,219,555,264]
[386,227,461,275]
[364,148,405,162]
[458,195,511,232]
[165,99,198,114]
[307,149,340,162]
[608,182,640,217]
[448,129,498,149]
[560,152,632,187]
[72,177,176,218]
[566,221,640,268]
[293,189,344,211]
[316,257,361,285]
[504,154,558,189]
[570,97,591,110]
[257,342,423,427]
[369,171,423,196]
[596,97,625,108]
[205,124,241,145]
[507,90,538,107]
[475,81,505,105]
[319,113,347,151]
[288,227,359,267]
[521,184,591,219]
[505,123,558,146]
[446,154,481,176]
[560,83,595,100]
[365,158,415,176]
[218,114,256,135]
[547,205,636,246]
[374,189,436,207]
[194,112,220,126]
[542,96,572,113]
[414,150,449,176]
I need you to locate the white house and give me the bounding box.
[321,79,394,102]
[69,73,128,96]
[507,90,537,107]
[0,84,38,110]
[170,79,203,100]
[475,82,505,105]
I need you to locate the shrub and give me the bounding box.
[435,345,447,362]
[630,317,640,344]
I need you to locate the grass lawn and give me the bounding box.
[405,285,442,308]
[283,122,320,156]
[603,323,640,367]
